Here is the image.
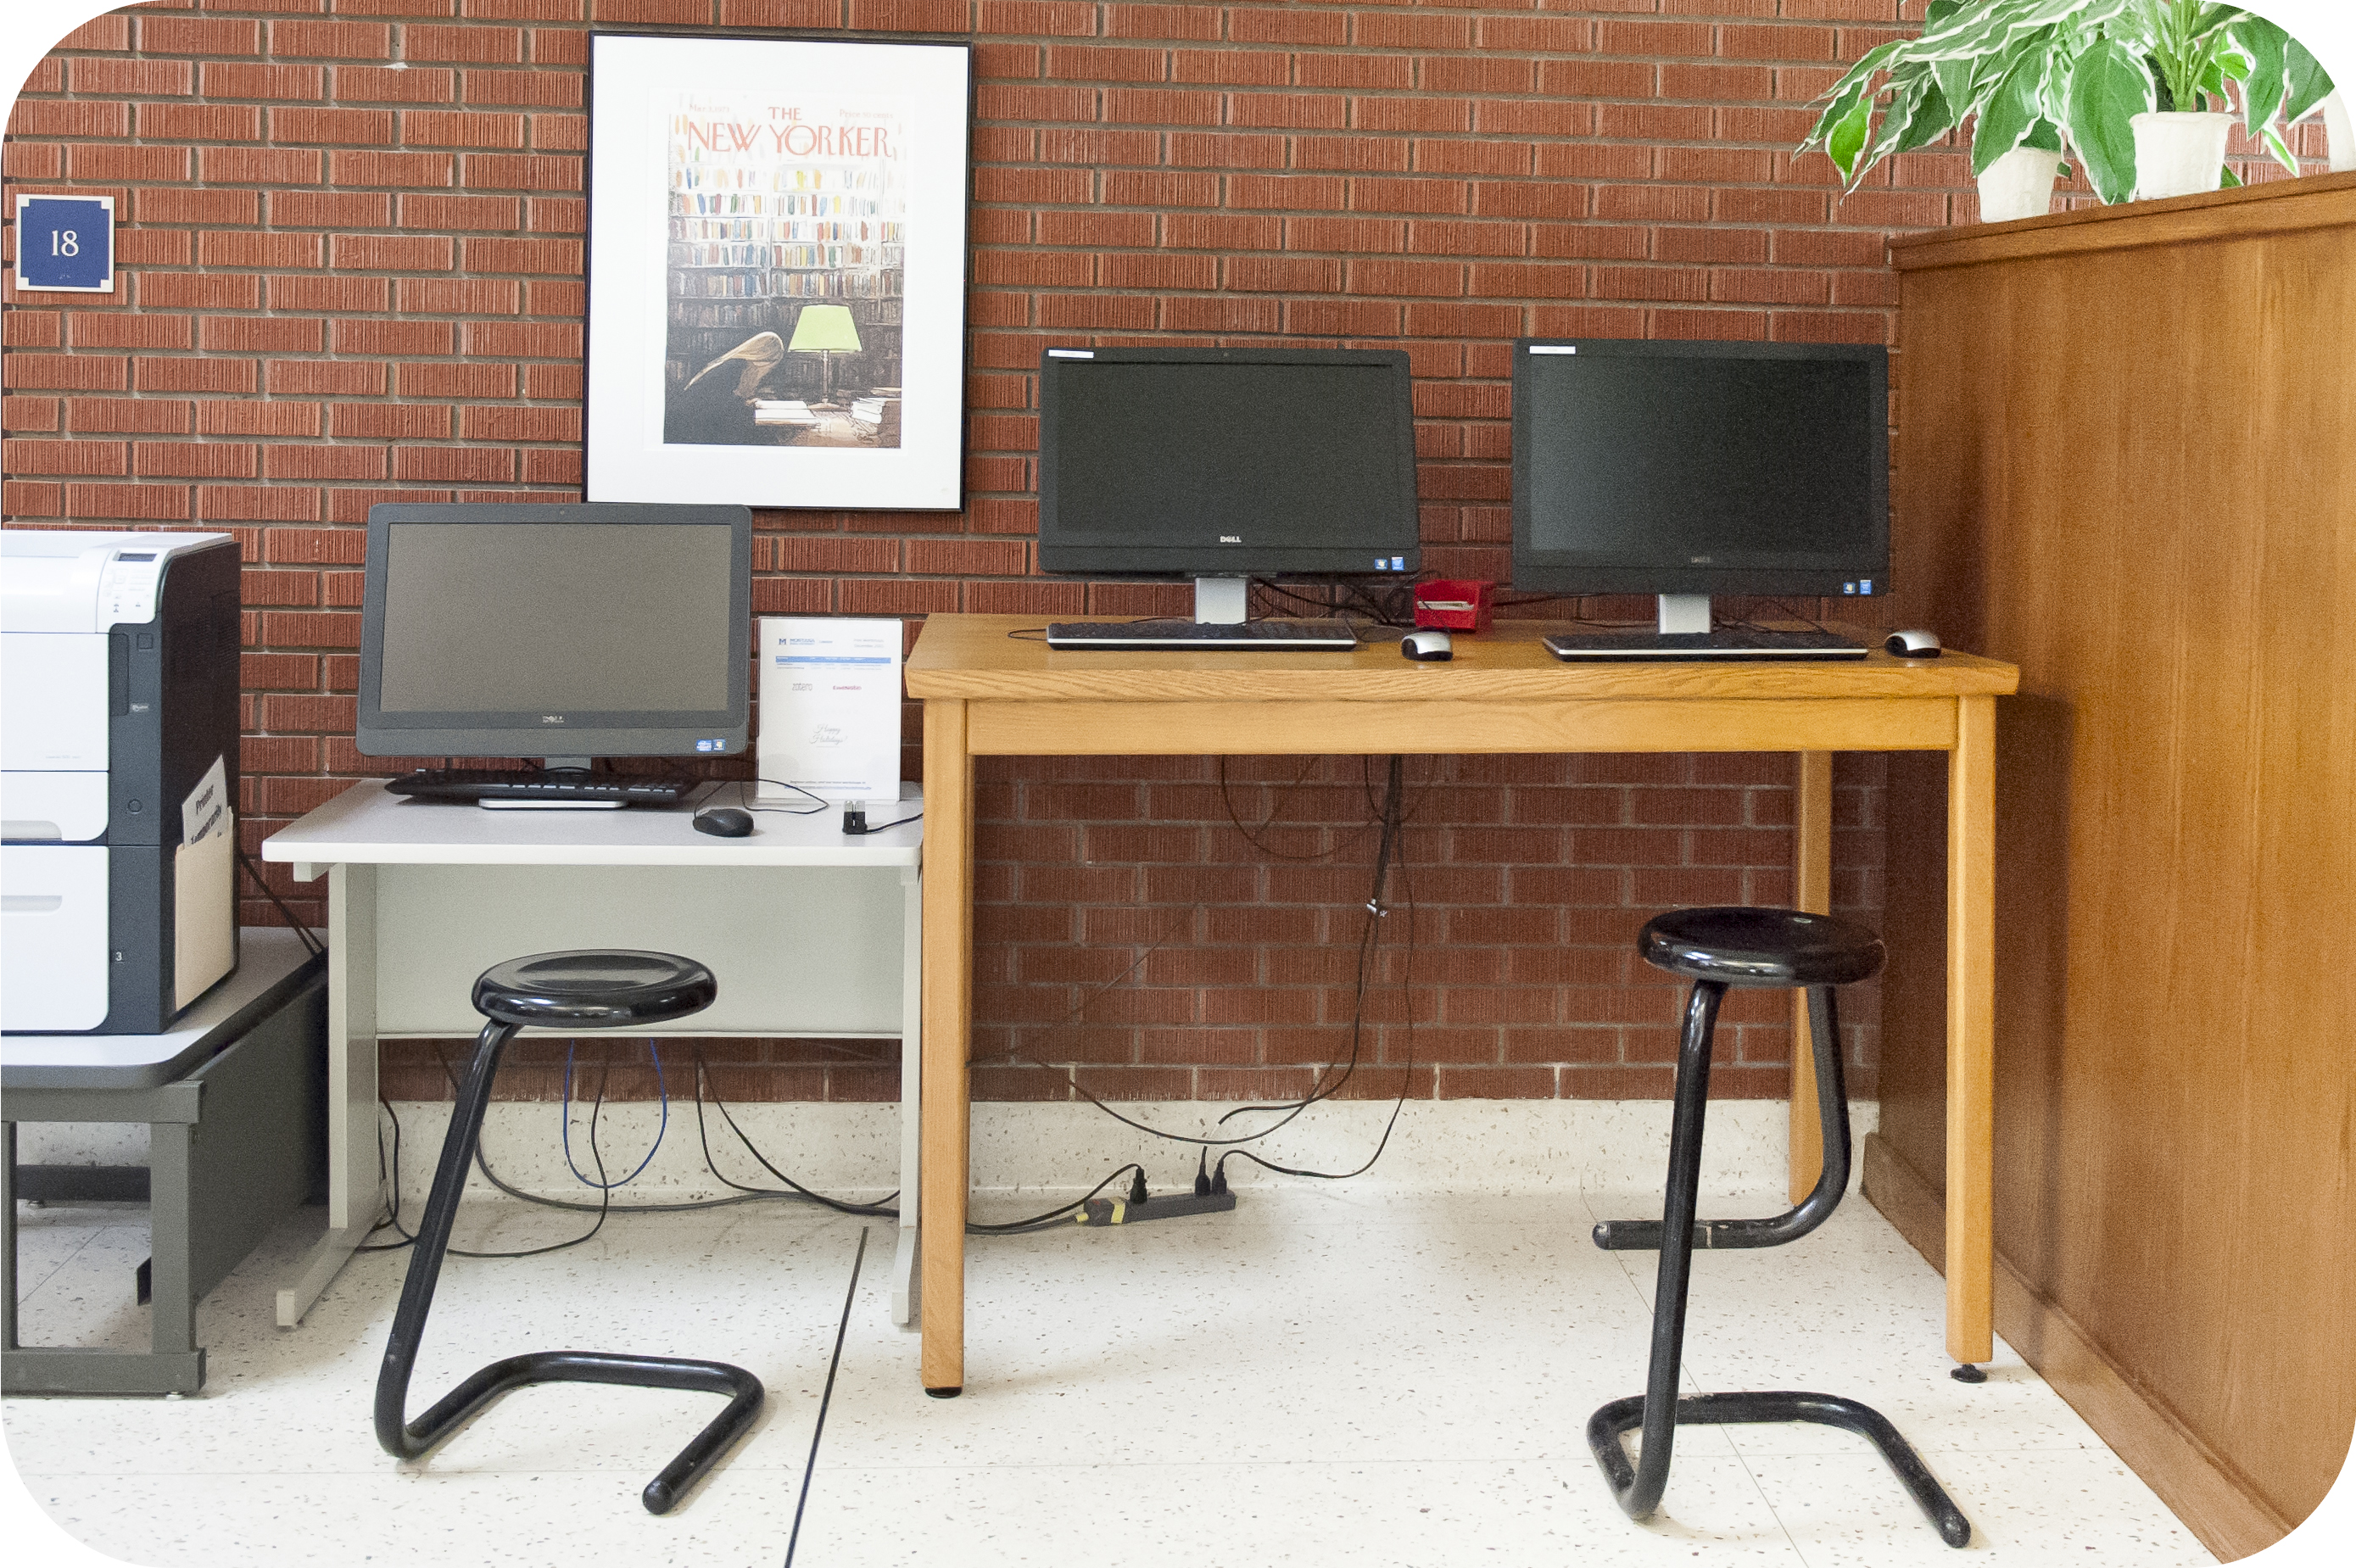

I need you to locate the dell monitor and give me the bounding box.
[1036,346,1420,624]
[1511,338,1889,635]
[356,502,751,770]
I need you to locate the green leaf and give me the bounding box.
[1925,0,1964,24]
[1800,74,1870,157]
[1898,77,1962,154]
[2024,118,2065,153]
[2066,36,2153,204]
[2236,17,2287,131]
[2285,39,2334,125]
[1933,54,1979,120]
[1973,53,2045,175]
[1827,87,1877,181]
[2218,163,2242,187]
[2258,120,2298,174]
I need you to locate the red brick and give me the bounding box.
[70,58,197,97]
[198,231,325,269]
[459,237,580,272]
[334,66,460,104]
[271,356,395,394]
[271,107,397,144]
[4,439,128,476]
[1103,5,1219,41]
[198,403,325,438]
[141,16,263,53]
[5,356,128,392]
[137,442,260,479]
[138,358,259,394]
[199,147,327,186]
[3,398,60,432]
[461,69,584,107]
[459,406,580,443]
[270,20,392,59]
[404,109,528,147]
[137,272,256,310]
[265,445,390,481]
[66,145,192,183]
[9,101,129,139]
[331,235,455,271]
[68,316,195,351]
[63,483,189,521]
[324,150,456,187]
[139,103,263,142]
[65,398,192,434]
[199,62,324,100]
[201,318,327,354]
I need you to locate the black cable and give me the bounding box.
[784,1226,868,1568]
[234,841,324,956]
[843,812,924,835]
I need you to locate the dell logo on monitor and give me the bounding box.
[1220,535,1242,544]
[541,715,565,723]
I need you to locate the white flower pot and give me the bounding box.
[2130,111,2233,200]
[1975,145,2063,223]
[2322,91,2353,174]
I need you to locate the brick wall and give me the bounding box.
[21,0,2309,1104]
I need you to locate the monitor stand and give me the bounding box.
[1656,595,1711,635]
[475,756,622,811]
[1193,576,1249,624]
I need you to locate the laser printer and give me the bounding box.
[3,531,242,1032]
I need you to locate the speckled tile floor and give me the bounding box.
[6,1185,2214,1567]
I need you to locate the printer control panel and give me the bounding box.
[96,551,165,627]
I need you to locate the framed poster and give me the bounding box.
[586,32,971,510]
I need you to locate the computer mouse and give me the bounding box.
[1884,629,1943,658]
[1402,629,1454,661]
[692,806,755,838]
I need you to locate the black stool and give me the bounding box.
[373,951,763,1515]
[1588,908,1971,1548]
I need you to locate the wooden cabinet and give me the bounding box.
[1874,172,2356,1558]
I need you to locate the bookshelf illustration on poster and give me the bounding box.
[585,35,971,511]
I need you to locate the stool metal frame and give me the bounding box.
[372,951,763,1515]
[1587,909,1972,1548]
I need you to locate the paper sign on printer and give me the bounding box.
[756,617,902,805]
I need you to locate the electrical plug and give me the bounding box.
[842,808,868,833]
[1192,1149,1211,1197]
[1210,1156,1230,1197]
[1128,1167,1149,1208]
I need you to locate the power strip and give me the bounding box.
[1072,1192,1239,1227]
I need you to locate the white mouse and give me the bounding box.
[1402,629,1454,661]
[1884,628,1943,658]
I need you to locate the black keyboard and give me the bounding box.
[1544,629,1868,661]
[1046,618,1361,650]
[387,769,695,805]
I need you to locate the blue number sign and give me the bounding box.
[14,195,114,293]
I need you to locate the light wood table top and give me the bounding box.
[904,615,2018,704]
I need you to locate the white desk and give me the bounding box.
[262,781,923,1327]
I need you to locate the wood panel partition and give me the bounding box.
[1874,172,2356,1560]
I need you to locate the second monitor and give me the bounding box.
[1036,346,1421,631]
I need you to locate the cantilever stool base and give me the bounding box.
[1588,907,1972,1548]
[373,951,764,1515]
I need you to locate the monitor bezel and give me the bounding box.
[1035,345,1423,578]
[355,502,752,761]
[1510,338,1890,599]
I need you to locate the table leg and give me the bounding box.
[894,862,923,1327]
[276,862,378,1328]
[919,700,973,1395]
[1945,697,1996,1366]
[1789,751,1834,1204]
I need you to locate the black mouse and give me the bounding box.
[693,807,754,838]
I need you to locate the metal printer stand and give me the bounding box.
[4,929,327,1395]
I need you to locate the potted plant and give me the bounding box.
[1798,0,2337,219]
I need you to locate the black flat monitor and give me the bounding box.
[356,503,751,766]
[1511,339,1889,633]
[1036,346,1421,618]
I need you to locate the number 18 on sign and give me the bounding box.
[14,195,114,293]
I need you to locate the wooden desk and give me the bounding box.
[907,615,2018,1395]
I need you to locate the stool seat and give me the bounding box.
[1639,907,1884,989]
[471,950,717,1030]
